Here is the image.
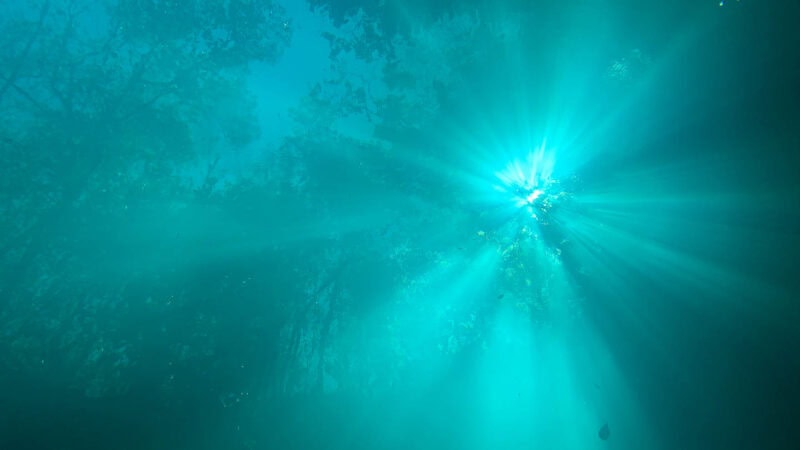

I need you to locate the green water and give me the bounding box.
[1,1,798,449]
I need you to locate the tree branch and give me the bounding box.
[0,1,51,103]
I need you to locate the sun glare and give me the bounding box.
[495,142,566,222]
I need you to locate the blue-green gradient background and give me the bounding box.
[1,1,798,449]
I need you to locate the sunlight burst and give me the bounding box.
[494,142,566,222]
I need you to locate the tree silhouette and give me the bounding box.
[0,0,291,399]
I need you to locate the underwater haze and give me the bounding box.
[1,1,798,449]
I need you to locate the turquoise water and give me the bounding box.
[1,1,798,449]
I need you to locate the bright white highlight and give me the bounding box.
[526,189,544,204]
[494,142,559,219]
